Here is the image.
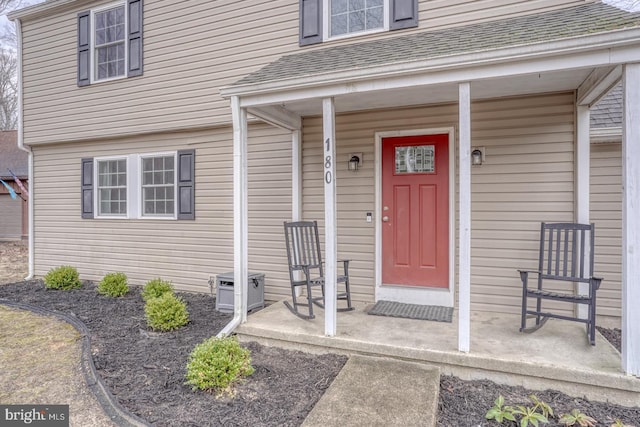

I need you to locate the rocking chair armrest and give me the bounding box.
[339,259,350,276]
[590,276,603,290]
[517,269,540,287]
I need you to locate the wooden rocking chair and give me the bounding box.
[283,221,354,319]
[519,222,603,345]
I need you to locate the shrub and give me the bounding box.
[185,336,254,395]
[43,265,82,290]
[97,272,129,297]
[141,278,174,301]
[144,293,189,331]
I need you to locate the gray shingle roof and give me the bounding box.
[591,83,622,128]
[233,2,640,87]
[0,131,28,179]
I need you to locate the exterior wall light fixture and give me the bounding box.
[471,147,484,166]
[348,153,362,171]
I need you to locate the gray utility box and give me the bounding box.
[215,272,265,313]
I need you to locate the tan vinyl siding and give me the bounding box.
[20,0,593,145]
[469,93,575,316]
[590,142,622,319]
[302,92,575,312]
[32,124,293,301]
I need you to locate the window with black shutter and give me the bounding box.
[299,0,418,46]
[77,0,143,86]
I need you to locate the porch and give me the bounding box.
[220,2,640,378]
[237,301,640,407]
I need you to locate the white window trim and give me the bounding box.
[94,155,130,219]
[89,1,128,84]
[94,151,178,220]
[138,152,178,220]
[322,0,389,42]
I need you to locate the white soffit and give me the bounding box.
[279,68,594,116]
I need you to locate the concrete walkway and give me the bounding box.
[303,355,440,427]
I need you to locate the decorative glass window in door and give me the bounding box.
[395,145,435,174]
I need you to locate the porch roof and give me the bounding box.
[231,2,640,89]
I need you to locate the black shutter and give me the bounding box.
[127,0,143,77]
[81,158,94,219]
[177,150,195,220]
[77,11,91,87]
[390,0,418,30]
[299,0,322,46]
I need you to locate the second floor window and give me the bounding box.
[330,0,384,37]
[77,0,143,86]
[94,5,126,80]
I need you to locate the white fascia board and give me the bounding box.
[221,28,640,105]
[8,0,87,20]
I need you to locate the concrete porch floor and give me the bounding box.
[236,300,640,407]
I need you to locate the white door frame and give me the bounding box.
[374,127,456,307]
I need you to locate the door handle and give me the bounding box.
[382,216,389,222]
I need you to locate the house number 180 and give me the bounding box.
[324,138,332,184]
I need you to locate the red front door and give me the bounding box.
[382,134,449,288]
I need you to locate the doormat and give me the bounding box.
[367,300,453,323]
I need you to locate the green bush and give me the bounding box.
[141,278,174,301]
[97,272,129,297]
[144,293,189,331]
[43,265,82,290]
[185,336,254,395]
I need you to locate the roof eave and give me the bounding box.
[220,27,640,100]
[8,0,85,21]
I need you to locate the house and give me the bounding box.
[0,130,28,241]
[8,0,639,377]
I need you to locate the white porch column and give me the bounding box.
[292,130,302,221]
[458,82,471,353]
[291,129,303,296]
[622,64,640,376]
[231,96,249,323]
[322,97,338,337]
[576,105,591,319]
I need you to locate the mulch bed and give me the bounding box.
[0,280,638,426]
[0,280,346,427]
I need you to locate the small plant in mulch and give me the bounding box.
[611,420,636,427]
[559,409,597,426]
[144,293,189,331]
[486,395,516,423]
[97,272,129,297]
[486,394,551,426]
[185,336,255,396]
[141,278,174,301]
[43,265,82,290]
[487,394,608,427]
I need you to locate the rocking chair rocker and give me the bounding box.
[283,221,354,319]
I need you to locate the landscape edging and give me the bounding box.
[0,298,152,427]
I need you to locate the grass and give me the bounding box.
[0,306,80,403]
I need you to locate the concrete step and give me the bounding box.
[302,355,440,427]
[236,302,640,407]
